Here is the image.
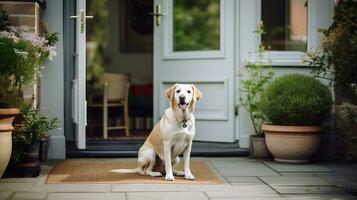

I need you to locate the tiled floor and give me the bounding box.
[0,157,357,200]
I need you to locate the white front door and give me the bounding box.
[72,0,88,149]
[154,0,235,142]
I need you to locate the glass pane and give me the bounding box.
[173,0,220,51]
[262,0,307,51]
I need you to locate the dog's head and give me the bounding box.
[165,83,202,112]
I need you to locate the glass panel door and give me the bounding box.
[154,0,236,142]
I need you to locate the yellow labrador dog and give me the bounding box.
[110,84,202,181]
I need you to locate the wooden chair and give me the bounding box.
[102,73,130,139]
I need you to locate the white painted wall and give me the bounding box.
[41,0,66,159]
[105,0,153,85]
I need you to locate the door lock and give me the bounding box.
[149,4,165,26]
[69,9,93,33]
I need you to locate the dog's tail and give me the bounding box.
[110,167,140,174]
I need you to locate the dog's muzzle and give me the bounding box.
[178,97,189,110]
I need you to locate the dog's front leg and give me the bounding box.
[163,141,175,181]
[183,142,195,180]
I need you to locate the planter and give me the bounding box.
[39,138,49,162]
[250,136,272,159]
[20,142,40,164]
[3,141,41,178]
[18,141,41,177]
[335,105,357,161]
[0,108,20,178]
[262,124,321,163]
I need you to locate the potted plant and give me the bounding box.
[0,76,23,177]
[239,21,274,158]
[260,74,332,163]
[6,107,58,177]
[305,0,357,161]
[0,11,23,178]
[0,10,58,176]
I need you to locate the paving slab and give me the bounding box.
[225,177,266,186]
[0,178,39,184]
[279,172,316,177]
[0,191,13,200]
[111,184,190,192]
[263,161,333,173]
[215,162,279,177]
[323,163,357,174]
[205,190,280,198]
[210,198,286,200]
[284,194,357,200]
[209,158,259,168]
[189,184,273,192]
[10,192,47,200]
[0,183,111,193]
[127,192,208,200]
[272,186,347,194]
[47,193,125,200]
[260,176,331,186]
[0,183,36,191]
[315,174,357,192]
[31,184,112,193]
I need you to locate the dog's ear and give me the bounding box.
[192,84,202,102]
[165,84,177,100]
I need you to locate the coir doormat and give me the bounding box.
[46,160,223,184]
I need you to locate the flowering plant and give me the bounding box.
[0,25,58,88]
[238,21,274,136]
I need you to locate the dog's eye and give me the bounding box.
[176,90,180,93]
[187,90,191,94]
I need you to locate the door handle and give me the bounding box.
[69,9,94,33]
[148,4,165,26]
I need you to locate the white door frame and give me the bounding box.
[72,0,87,149]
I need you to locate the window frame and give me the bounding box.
[239,0,333,67]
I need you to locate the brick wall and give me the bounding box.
[0,0,46,108]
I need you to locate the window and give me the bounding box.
[173,0,220,51]
[261,0,308,52]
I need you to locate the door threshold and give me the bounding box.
[66,141,249,158]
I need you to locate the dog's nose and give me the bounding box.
[179,96,185,101]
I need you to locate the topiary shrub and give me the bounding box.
[260,74,333,126]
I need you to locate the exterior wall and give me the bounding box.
[41,0,65,159]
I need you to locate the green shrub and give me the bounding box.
[0,76,24,108]
[260,74,332,126]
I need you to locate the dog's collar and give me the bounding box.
[181,118,190,128]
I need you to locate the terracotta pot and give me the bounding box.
[262,124,321,163]
[0,108,20,177]
[250,136,272,159]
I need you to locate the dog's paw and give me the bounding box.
[173,170,185,177]
[165,174,175,181]
[148,171,163,177]
[185,173,195,180]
